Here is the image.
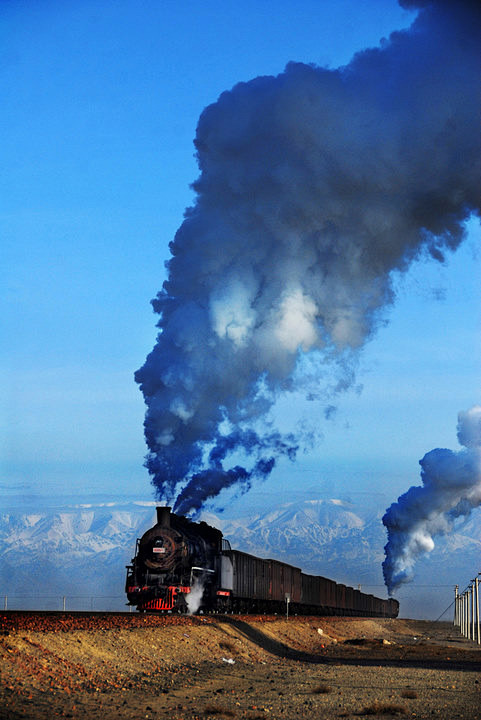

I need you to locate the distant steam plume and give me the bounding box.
[383,406,481,594]
[136,0,481,516]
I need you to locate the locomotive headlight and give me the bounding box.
[152,538,167,554]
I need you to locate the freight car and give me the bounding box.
[125,507,398,618]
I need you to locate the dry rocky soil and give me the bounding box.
[1,612,480,720]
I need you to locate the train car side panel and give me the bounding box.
[231,549,270,600]
[301,573,321,607]
[268,559,302,603]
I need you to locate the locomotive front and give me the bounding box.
[125,506,223,612]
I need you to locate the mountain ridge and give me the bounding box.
[0,497,479,618]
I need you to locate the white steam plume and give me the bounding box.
[136,0,481,515]
[186,577,205,615]
[383,406,481,594]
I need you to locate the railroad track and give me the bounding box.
[0,609,214,633]
[0,610,287,633]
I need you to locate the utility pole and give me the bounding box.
[475,575,480,645]
[467,587,473,640]
[465,587,469,640]
[460,592,464,637]
[471,580,476,641]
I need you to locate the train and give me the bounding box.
[125,506,399,618]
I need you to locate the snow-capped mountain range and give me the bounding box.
[0,500,157,611]
[0,496,479,619]
[217,499,380,578]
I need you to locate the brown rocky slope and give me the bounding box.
[1,612,480,719]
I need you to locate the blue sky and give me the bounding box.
[1,0,479,520]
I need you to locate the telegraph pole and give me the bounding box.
[473,577,477,643]
[475,573,481,645]
[460,591,464,636]
[460,593,466,635]
[465,587,469,640]
[469,587,473,640]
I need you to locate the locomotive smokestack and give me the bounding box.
[156,506,171,527]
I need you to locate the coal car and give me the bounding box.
[125,507,398,618]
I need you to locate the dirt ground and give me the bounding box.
[1,612,480,719]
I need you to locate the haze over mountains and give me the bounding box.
[0,496,478,619]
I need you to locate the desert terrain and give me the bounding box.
[1,612,480,719]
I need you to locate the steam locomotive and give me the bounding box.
[125,507,399,618]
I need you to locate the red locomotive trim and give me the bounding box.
[137,585,191,612]
[216,590,231,596]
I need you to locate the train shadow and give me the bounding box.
[217,616,481,673]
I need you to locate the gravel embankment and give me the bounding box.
[1,613,480,719]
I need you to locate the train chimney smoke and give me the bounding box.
[136,0,481,515]
[383,406,481,594]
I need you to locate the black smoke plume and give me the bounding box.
[383,406,481,594]
[136,0,480,515]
